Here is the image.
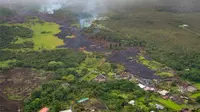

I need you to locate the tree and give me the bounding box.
[196,96,200,103]
[47,61,65,70]
[62,74,75,82]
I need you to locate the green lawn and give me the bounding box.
[190,92,200,99]
[137,55,174,78]
[30,22,64,50]
[155,97,185,110]
[5,20,64,50]
[194,83,200,90]
[0,59,16,69]
[138,55,163,71]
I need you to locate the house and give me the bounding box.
[116,72,133,80]
[158,90,169,96]
[138,84,145,89]
[144,87,155,91]
[94,75,107,82]
[187,86,197,92]
[156,104,164,110]
[163,95,169,99]
[60,109,72,112]
[179,24,189,28]
[39,107,49,112]
[128,100,135,105]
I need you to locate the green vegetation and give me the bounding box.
[1,19,64,50]
[0,49,85,71]
[100,8,200,81]
[66,35,75,38]
[24,80,148,112]
[137,55,174,78]
[29,22,64,50]
[190,92,200,99]
[0,60,17,70]
[155,97,184,110]
[0,25,33,48]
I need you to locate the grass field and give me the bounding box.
[5,20,64,50]
[0,60,16,69]
[194,83,200,90]
[137,55,174,78]
[190,92,200,99]
[30,22,64,50]
[154,97,185,110]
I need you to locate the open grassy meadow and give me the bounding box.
[29,22,64,50]
[3,20,64,50]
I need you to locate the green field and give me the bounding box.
[6,20,64,50]
[155,97,185,110]
[190,92,200,99]
[30,22,64,50]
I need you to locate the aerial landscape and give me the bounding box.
[0,0,200,112]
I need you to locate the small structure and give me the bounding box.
[138,84,145,89]
[94,74,107,82]
[39,107,49,112]
[187,86,197,93]
[116,72,133,80]
[60,109,72,112]
[179,24,189,28]
[128,100,135,105]
[156,104,164,110]
[144,87,155,91]
[77,98,89,103]
[158,90,169,96]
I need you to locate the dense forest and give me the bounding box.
[0,49,85,71]
[24,80,168,112]
[87,20,200,82]
[147,46,200,82]
[0,25,33,48]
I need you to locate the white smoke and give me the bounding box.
[40,0,63,14]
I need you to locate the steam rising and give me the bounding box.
[2,0,200,27]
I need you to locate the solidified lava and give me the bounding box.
[108,48,160,79]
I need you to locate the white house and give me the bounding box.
[138,84,145,89]
[60,109,72,112]
[128,100,135,105]
[158,90,169,96]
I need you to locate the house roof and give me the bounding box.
[138,84,145,88]
[60,109,72,112]
[128,100,135,105]
[187,86,197,92]
[158,90,169,96]
[39,107,49,112]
